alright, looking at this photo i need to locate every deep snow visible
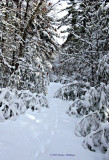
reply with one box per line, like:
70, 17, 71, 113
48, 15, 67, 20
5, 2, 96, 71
0, 83, 104, 160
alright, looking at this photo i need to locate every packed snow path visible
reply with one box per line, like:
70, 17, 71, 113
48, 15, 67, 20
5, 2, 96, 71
0, 83, 103, 160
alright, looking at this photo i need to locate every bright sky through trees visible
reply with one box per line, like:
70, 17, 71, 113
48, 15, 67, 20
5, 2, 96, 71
50, 0, 69, 44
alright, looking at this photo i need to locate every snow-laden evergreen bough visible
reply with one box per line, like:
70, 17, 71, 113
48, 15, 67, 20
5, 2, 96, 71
68, 54, 109, 155
83, 123, 109, 153
54, 81, 90, 100
0, 87, 48, 121
54, 81, 109, 155
68, 87, 100, 116
71, 83, 109, 155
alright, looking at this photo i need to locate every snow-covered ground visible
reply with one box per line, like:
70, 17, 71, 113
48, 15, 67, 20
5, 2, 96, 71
0, 83, 104, 160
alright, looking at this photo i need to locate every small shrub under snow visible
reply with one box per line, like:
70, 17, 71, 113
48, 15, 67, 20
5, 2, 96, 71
69, 87, 100, 116
83, 123, 109, 153
75, 112, 101, 137
0, 88, 48, 121
54, 81, 90, 101
67, 83, 109, 155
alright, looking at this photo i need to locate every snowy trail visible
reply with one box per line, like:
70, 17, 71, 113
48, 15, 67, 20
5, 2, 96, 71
0, 83, 103, 160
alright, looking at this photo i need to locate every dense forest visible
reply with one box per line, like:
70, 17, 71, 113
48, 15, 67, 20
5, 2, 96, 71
0, 0, 109, 160
54, 0, 109, 156
0, 0, 58, 119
